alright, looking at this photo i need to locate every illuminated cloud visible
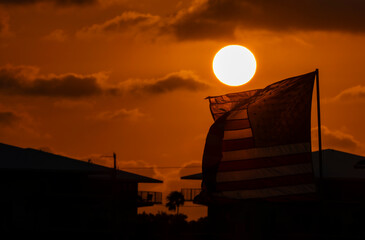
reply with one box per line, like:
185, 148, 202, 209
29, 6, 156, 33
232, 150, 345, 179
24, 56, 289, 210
312, 126, 362, 152
120, 70, 209, 95
44, 29, 68, 42
95, 108, 145, 121
331, 85, 365, 102
82, 156, 161, 180
178, 161, 201, 177
77, 11, 161, 38
118, 160, 160, 180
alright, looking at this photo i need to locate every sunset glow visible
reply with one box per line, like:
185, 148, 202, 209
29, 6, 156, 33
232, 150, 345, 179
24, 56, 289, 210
0, 0, 365, 222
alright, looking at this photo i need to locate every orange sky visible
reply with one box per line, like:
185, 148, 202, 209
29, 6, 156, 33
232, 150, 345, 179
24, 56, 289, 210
1, 0, 365, 220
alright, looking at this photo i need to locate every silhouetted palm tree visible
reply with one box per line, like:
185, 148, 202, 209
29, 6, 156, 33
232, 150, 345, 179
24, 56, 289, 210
166, 191, 185, 215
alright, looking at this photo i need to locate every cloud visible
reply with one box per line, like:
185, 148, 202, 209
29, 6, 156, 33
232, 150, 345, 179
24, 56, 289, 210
0, 65, 110, 98
330, 85, 365, 102
38, 146, 54, 153
95, 108, 145, 121
178, 161, 201, 177
120, 70, 209, 95
0, 0, 97, 6
168, 0, 365, 40
312, 126, 362, 152
0, 107, 51, 138
118, 160, 161, 180
44, 29, 68, 42
0, 111, 20, 127
76, 11, 162, 39
0, 10, 11, 38
0, 65, 208, 98
77, 0, 365, 41
53, 99, 94, 109
82, 155, 161, 180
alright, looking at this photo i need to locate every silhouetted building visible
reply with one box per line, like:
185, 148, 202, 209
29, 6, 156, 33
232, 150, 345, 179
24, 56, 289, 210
0, 142, 162, 239
181, 149, 365, 239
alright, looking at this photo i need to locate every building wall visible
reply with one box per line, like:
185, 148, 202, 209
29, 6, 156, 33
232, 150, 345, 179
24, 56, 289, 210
208, 199, 365, 240
0, 170, 138, 237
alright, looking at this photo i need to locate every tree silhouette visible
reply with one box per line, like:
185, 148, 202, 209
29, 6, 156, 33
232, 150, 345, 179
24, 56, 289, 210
166, 191, 185, 215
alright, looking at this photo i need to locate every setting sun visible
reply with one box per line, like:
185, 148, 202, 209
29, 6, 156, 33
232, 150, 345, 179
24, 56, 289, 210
213, 45, 256, 86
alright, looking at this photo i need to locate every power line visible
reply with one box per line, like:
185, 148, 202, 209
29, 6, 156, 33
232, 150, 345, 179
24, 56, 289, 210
180, 206, 206, 208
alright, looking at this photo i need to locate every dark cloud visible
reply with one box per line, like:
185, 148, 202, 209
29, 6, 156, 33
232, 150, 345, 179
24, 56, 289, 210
54, 0, 96, 6
0, 16, 5, 33
0, 0, 96, 6
38, 146, 54, 153
0, 66, 208, 98
24, 75, 102, 97
0, 111, 19, 126
0, 65, 104, 98
169, 0, 365, 40
79, 0, 365, 41
122, 71, 209, 95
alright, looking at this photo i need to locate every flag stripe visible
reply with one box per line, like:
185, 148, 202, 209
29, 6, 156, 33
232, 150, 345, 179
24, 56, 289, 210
218, 152, 311, 172
226, 109, 248, 120
199, 72, 317, 202
222, 138, 255, 152
214, 184, 316, 200
216, 163, 313, 182
216, 173, 314, 191
222, 143, 310, 162
223, 128, 253, 140
224, 119, 251, 131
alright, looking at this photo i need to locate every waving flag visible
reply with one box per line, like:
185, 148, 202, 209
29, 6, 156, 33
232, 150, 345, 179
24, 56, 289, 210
199, 71, 317, 202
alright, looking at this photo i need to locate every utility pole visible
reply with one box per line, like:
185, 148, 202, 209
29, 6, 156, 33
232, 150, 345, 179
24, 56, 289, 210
113, 152, 117, 172
101, 153, 118, 239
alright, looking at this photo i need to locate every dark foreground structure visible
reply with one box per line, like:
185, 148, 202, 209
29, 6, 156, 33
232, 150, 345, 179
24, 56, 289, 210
182, 149, 365, 240
0, 142, 162, 239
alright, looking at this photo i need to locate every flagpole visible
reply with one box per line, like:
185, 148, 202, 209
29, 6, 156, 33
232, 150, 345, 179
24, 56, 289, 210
315, 69, 323, 180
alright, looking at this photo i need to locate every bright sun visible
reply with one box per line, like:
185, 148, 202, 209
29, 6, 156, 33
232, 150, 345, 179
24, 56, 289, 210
213, 45, 256, 86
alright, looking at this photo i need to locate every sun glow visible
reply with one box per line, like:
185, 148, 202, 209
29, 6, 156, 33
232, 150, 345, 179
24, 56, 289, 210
213, 45, 256, 86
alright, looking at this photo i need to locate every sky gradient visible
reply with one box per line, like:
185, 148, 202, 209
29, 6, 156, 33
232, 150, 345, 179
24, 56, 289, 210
1, 0, 365, 219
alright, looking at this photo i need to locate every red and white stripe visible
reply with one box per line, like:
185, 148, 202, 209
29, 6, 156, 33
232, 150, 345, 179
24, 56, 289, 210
214, 108, 315, 200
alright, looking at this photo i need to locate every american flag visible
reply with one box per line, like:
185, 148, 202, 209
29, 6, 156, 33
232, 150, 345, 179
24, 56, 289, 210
200, 71, 317, 201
